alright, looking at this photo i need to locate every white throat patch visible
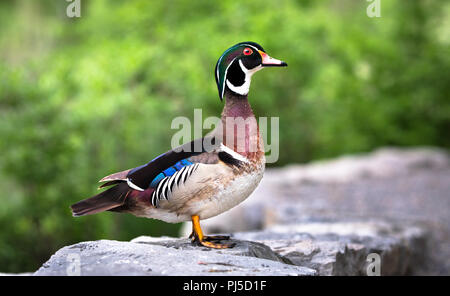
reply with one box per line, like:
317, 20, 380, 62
226, 60, 262, 96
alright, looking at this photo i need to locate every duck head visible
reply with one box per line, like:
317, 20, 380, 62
215, 41, 287, 100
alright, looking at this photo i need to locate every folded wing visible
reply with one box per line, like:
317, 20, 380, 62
70, 136, 219, 216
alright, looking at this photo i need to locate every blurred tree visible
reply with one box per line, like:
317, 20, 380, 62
0, 0, 448, 272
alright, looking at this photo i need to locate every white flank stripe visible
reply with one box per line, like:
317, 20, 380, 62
151, 191, 157, 207
181, 167, 190, 183
154, 177, 165, 201
220, 143, 249, 163
161, 179, 170, 200
174, 168, 184, 186
127, 178, 145, 191
167, 174, 177, 191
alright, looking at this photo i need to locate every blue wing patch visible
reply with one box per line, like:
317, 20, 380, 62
149, 159, 193, 188
150, 161, 200, 207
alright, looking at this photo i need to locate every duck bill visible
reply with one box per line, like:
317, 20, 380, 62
259, 50, 288, 67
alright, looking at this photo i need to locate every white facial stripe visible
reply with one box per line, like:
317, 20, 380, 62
240, 59, 263, 75
220, 143, 249, 163
226, 79, 247, 96
226, 60, 262, 96
239, 59, 249, 72
242, 44, 260, 53
216, 46, 236, 84
216, 54, 225, 85
221, 56, 238, 99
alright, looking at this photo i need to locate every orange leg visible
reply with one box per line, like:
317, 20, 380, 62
190, 215, 234, 249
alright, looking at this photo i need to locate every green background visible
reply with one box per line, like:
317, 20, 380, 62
0, 0, 448, 272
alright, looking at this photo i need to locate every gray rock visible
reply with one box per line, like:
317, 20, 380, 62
184, 147, 449, 236
131, 235, 290, 264
183, 147, 449, 275
232, 221, 428, 275
34, 238, 315, 276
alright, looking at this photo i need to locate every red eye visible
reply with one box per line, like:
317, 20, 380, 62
243, 48, 253, 56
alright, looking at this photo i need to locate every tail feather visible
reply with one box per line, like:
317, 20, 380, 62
71, 183, 130, 217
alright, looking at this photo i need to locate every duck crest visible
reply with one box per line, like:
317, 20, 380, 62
221, 91, 264, 163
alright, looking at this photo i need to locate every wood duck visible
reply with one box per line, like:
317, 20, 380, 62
71, 42, 287, 249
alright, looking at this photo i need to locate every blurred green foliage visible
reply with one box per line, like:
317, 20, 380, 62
0, 0, 448, 272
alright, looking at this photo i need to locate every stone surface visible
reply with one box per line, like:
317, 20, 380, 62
232, 221, 428, 275
130, 235, 290, 264
186, 147, 449, 275
33, 221, 426, 276
34, 238, 315, 276
186, 147, 449, 234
